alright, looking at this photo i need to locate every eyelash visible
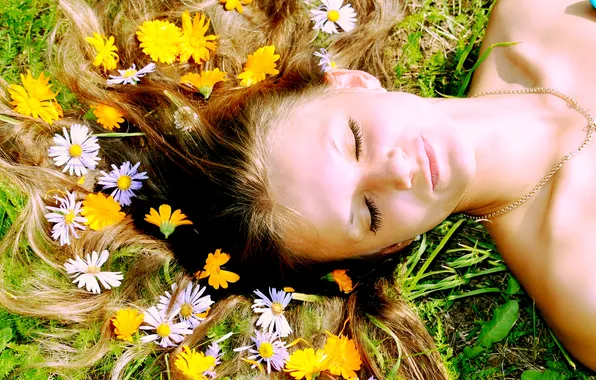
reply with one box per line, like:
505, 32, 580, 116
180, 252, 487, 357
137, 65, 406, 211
364, 194, 383, 234
349, 117, 364, 160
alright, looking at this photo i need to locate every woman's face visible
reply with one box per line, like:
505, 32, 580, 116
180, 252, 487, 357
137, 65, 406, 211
268, 86, 476, 260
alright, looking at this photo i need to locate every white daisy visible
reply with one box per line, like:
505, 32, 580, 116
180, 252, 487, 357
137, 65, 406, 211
107, 63, 156, 85
45, 191, 87, 246
314, 48, 338, 72
234, 331, 289, 374
310, 0, 357, 34
252, 288, 293, 337
64, 250, 123, 294
97, 161, 148, 206
173, 106, 199, 132
157, 282, 214, 328
204, 341, 223, 379
139, 306, 193, 348
48, 124, 100, 176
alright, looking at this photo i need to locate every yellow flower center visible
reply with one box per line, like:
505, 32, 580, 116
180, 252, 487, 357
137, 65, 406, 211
180, 303, 193, 318
123, 69, 138, 78
327, 10, 340, 22
271, 302, 284, 315
64, 211, 76, 224
330, 61, 337, 69
27, 97, 41, 111
87, 265, 100, 274
69, 144, 83, 157
259, 342, 274, 359
116, 175, 132, 190
156, 323, 171, 337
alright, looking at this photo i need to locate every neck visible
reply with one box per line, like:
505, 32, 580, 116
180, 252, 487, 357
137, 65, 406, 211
432, 92, 587, 217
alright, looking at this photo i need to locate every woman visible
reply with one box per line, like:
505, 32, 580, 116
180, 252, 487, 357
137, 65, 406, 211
0, 0, 593, 378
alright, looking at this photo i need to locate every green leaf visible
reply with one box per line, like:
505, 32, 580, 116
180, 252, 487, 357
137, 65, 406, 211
0, 329, 12, 353
505, 276, 522, 295
476, 300, 519, 348
521, 369, 567, 380
463, 345, 484, 359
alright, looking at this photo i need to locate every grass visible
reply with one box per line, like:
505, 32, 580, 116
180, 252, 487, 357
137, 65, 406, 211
0, 0, 595, 379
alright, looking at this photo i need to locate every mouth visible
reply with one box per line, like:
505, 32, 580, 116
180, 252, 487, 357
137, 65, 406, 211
420, 136, 439, 190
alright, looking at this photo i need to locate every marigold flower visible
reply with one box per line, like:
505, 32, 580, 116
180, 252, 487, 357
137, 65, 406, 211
85, 33, 119, 70
174, 346, 216, 379
92, 104, 125, 130
331, 269, 353, 293
8, 71, 63, 124
180, 69, 227, 99
111, 308, 144, 342
238, 45, 280, 87
136, 19, 182, 64
144, 204, 193, 239
323, 333, 362, 379
220, 0, 252, 14
81, 193, 126, 230
195, 249, 240, 290
284, 348, 328, 380
179, 11, 218, 64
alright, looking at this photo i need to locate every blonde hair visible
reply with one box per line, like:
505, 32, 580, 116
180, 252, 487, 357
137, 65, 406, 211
0, 0, 450, 378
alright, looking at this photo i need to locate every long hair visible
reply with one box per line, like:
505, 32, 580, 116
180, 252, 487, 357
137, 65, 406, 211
0, 0, 449, 378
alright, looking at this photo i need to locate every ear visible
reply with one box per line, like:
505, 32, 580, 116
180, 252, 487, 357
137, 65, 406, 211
324, 69, 385, 91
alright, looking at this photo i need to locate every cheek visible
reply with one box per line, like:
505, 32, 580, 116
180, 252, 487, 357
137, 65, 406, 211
382, 196, 451, 240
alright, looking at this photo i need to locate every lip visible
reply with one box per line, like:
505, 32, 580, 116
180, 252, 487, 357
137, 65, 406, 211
420, 135, 439, 190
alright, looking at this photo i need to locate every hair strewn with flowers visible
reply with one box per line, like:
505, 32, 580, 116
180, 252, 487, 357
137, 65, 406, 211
0, 0, 449, 378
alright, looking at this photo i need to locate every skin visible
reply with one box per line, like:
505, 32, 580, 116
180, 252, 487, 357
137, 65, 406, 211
268, 0, 596, 370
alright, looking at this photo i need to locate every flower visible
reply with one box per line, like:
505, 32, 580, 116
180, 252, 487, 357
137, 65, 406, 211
9, 71, 63, 124
180, 69, 226, 99
136, 19, 182, 64
174, 346, 216, 380
179, 11, 218, 64
144, 204, 193, 239
140, 306, 193, 348
107, 63, 156, 85
64, 250, 124, 294
220, 0, 252, 14
284, 348, 328, 380
92, 104, 125, 130
314, 48, 337, 72
157, 282, 214, 328
98, 161, 148, 206
85, 33, 119, 70
81, 193, 126, 230
323, 333, 362, 379
238, 45, 280, 87
48, 124, 101, 176
331, 269, 353, 293
310, 0, 357, 34
252, 288, 292, 337
203, 342, 222, 378
174, 106, 199, 131
234, 331, 289, 374
195, 249, 240, 290
44, 191, 86, 246
111, 308, 144, 342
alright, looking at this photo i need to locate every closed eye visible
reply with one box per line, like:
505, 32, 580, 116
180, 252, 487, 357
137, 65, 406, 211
364, 194, 382, 234
349, 117, 363, 160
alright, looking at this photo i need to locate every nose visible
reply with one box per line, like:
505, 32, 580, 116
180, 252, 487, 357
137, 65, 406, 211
363, 147, 412, 190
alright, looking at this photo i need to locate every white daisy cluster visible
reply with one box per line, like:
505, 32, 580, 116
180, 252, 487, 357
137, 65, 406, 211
234, 288, 293, 374
64, 250, 123, 294
310, 0, 357, 34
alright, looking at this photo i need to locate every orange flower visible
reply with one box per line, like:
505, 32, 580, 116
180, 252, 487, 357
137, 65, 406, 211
111, 308, 144, 342
93, 104, 125, 130
144, 204, 192, 239
195, 249, 240, 289
81, 193, 125, 230
322, 333, 362, 379
331, 269, 353, 293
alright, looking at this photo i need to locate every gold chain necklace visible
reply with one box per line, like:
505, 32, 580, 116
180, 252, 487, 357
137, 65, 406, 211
463, 87, 596, 220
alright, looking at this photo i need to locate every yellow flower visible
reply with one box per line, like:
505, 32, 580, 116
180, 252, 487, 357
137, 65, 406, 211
144, 204, 193, 239
136, 19, 183, 64
85, 33, 119, 70
284, 348, 328, 380
220, 0, 252, 14
8, 71, 63, 124
81, 193, 126, 230
180, 69, 227, 99
174, 346, 216, 380
331, 269, 353, 293
111, 308, 144, 342
195, 249, 240, 290
179, 11, 218, 64
323, 333, 362, 379
238, 45, 280, 87
92, 104, 125, 130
